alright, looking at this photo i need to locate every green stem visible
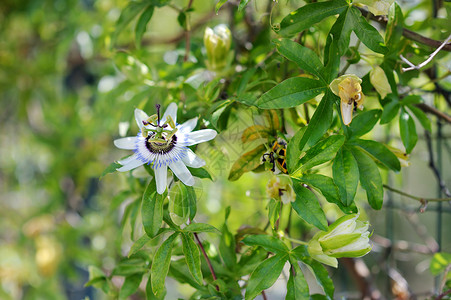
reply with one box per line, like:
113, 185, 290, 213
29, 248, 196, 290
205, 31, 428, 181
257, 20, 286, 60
383, 184, 451, 202
284, 236, 308, 245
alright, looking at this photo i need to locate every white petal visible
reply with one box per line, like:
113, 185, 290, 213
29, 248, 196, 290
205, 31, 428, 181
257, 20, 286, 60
135, 108, 149, 130
179, 117, 198, 133
118, 154, 138, 165
114, 137, 137, 150
341, 102, 354, 126
162, 102, 177, 124
186, 129, 217, 146
116, 158, 144, 172
169, 160, 195, 186
155, 166, 168, 194
181, 149, 206, 168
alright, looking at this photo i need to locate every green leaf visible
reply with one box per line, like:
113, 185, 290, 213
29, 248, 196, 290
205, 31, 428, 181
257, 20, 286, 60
256, 77, 326, 109
399, 108, 418, 154
114, 1, 148, 43
407, 104, 432, 132
184, 223, 220, 234
146, 275, 165, 300
291, 247, 334, 300
142, 180, 165, 238
348, 109, 382, 138
85, 266, 110, 293
278, 0, 348, 37
238, 0, 250, 11
245, 253, 289, 300
168, 182, 190, 226
291, 180, 328, 231
430, 252, 451, 276
181, 232, 203, 285
332, 147, 359, 206
128, 234, 151, 257
119, 273, 143, 299
228, 144, 266, 181
350, 7, 388, 54
305, 260, 334, 300
287, 127, 306, 174
286, 261, 309, 300
268, 199, 281, 229
187, 167, 212, 180
298, 173, 357, 213
219, 208, 237, 270
292, 135, 345, 176
101, 161, 122, 178
242, 235, 290, 254
297, 90, 334, 152
350, 139, 401, 171
151, 232, 179, 297
215, 0, 228, 14
112, 257, 148, 276
401, 95, 422, 105
274, 38, 326, 82
350, 146, 384, 210
385, 3, 404, 49
329, 7, 353, 57
380, 99, 400, 124
135, 5, 154, 48
168, 259, 204, 290
241, 125, 271, 143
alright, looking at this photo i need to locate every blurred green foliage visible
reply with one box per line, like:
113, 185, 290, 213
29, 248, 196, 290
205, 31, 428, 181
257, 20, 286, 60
1, 0, 450, 299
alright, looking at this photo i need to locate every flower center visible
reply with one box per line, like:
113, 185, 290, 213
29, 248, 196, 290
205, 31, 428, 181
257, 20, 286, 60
145, 134, 177, 154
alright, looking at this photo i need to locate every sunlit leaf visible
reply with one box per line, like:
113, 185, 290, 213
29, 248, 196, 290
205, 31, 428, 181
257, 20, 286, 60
228, 144, 266, 181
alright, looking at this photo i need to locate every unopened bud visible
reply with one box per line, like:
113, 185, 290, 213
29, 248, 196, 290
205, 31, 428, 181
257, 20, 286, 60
204, 24, 232, 71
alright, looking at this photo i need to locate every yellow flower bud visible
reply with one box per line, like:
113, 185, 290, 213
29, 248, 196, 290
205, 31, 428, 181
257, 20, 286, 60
370, 66, 392, 99
353, 0, 394, 16
204, 24, 231, 71
330, 74, 365, 126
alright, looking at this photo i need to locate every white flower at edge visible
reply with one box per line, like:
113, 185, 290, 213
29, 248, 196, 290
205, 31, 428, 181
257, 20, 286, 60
114, 103, 217, 194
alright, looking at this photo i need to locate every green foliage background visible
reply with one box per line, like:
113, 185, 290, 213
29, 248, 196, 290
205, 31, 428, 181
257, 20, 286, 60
0, 0, 450, 299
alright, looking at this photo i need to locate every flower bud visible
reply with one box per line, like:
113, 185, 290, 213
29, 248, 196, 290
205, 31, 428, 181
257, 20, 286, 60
353, 0, 394, 16
370, 66, 392, 99
204, 24, 231, 71
308, 214, 372, 267
330, 74, 365, 126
